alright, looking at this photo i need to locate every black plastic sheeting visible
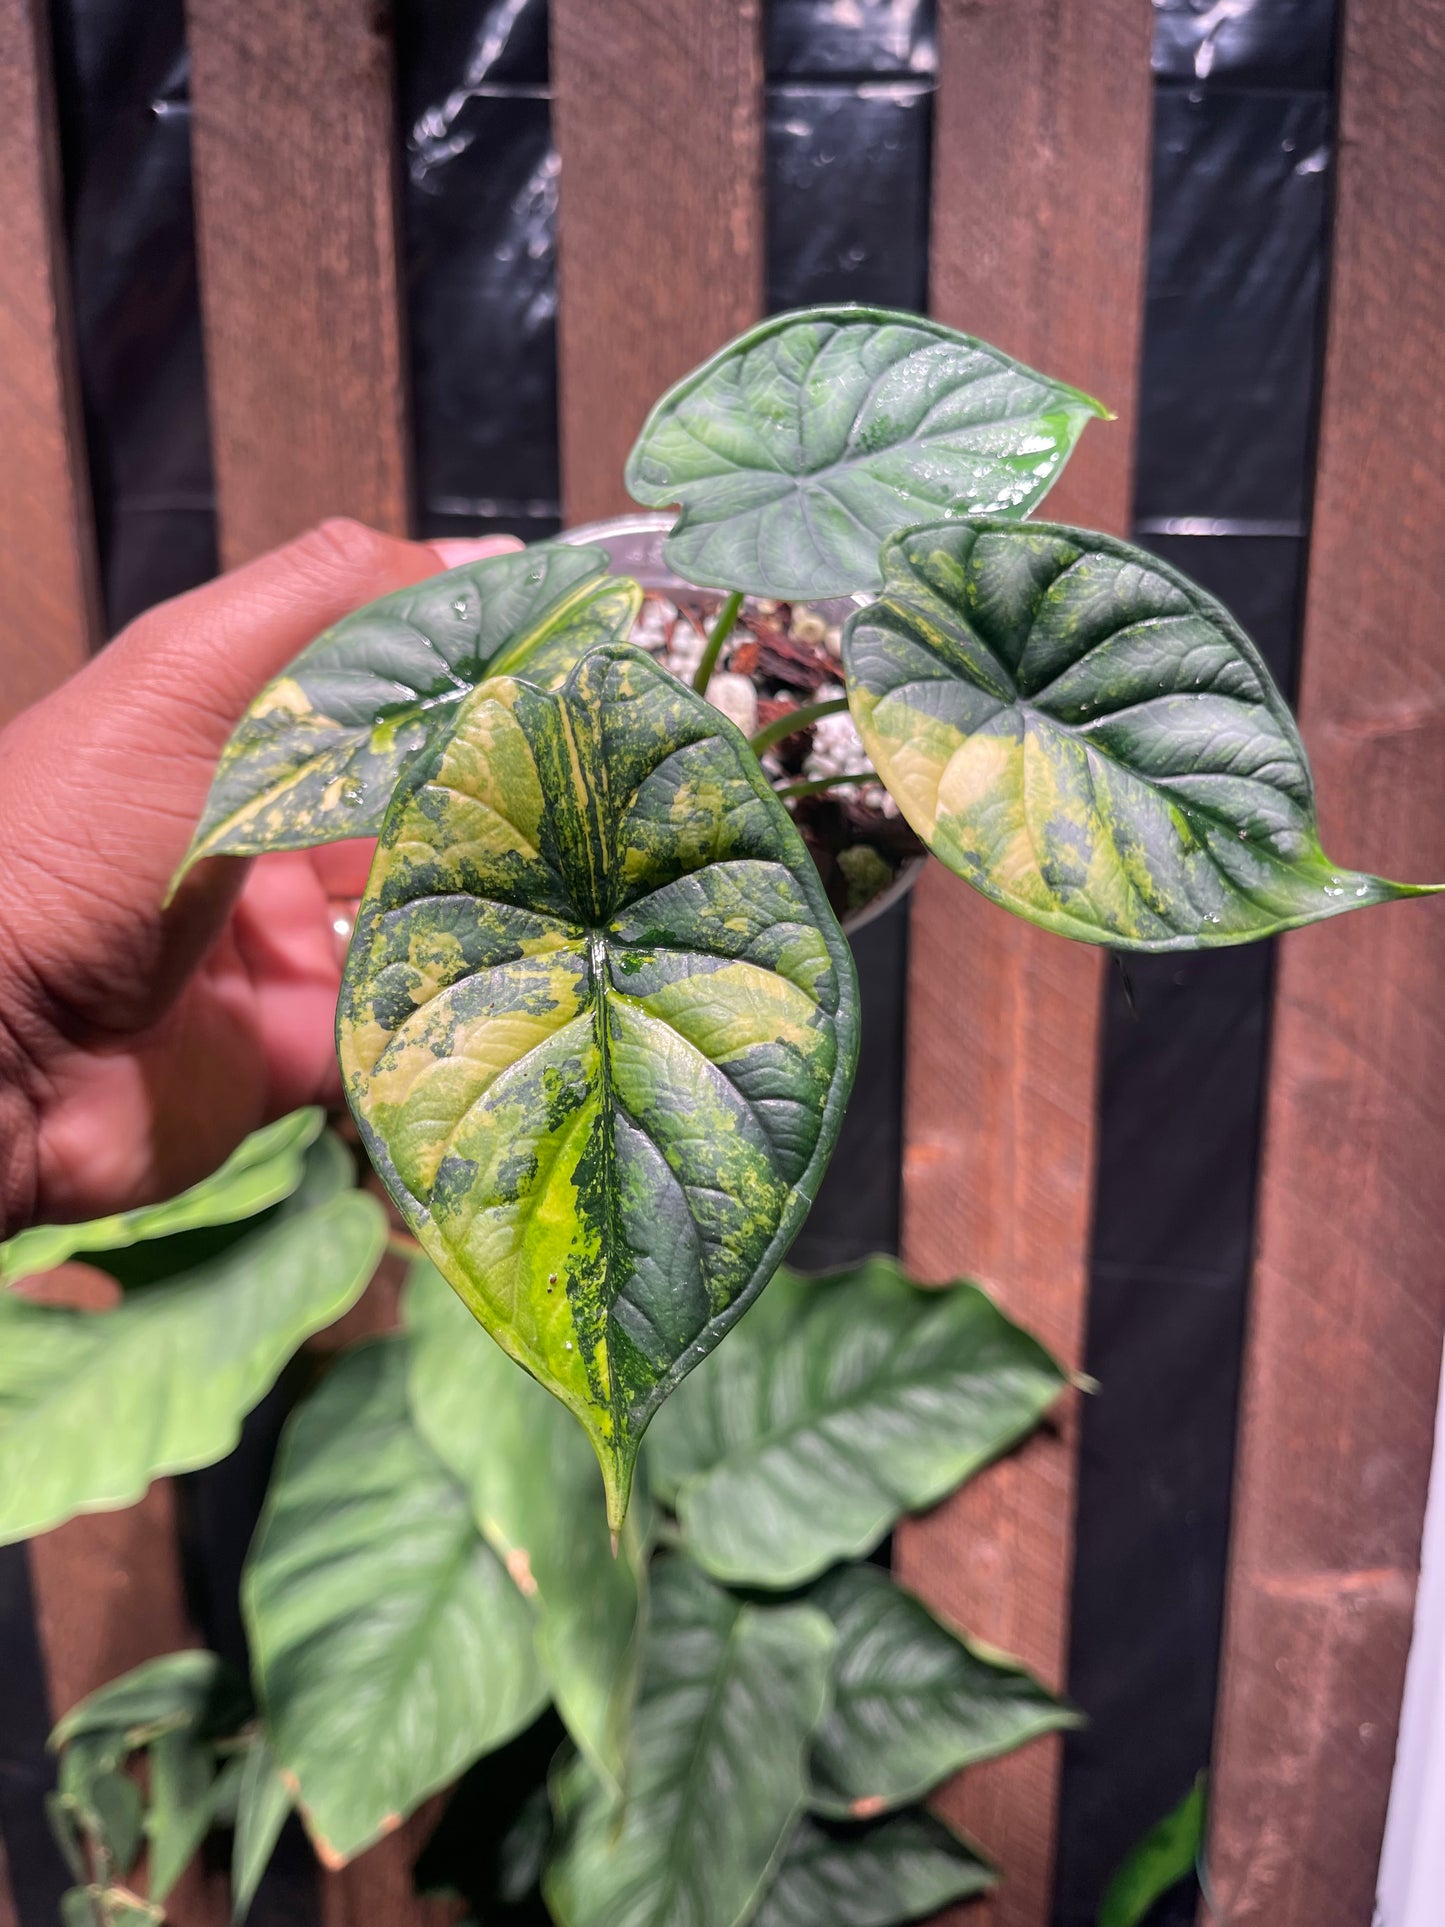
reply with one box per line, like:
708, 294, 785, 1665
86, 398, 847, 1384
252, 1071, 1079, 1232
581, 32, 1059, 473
1054, 5, 1340, 1923
398, 0, 558, 541
46, 0, 215, 635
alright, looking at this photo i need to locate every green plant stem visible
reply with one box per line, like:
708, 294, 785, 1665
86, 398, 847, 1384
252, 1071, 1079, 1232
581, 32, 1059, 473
691, 590, 744, 694
387, 1230, 424, 1260
749, 695, 849, 756
774, 769, 876, 803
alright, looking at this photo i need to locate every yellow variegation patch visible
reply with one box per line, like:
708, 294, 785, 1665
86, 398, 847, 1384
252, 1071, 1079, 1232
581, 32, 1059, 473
173, 543, 641, 890
338, 645, 858, 1525
845, 520, 1440, 949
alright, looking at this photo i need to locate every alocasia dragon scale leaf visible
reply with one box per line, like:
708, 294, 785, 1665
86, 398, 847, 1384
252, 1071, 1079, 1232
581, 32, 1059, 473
625, 305, 1106, 600
338, 645, 859, 1526
173, 542, 640, 883
845, 519, 1441, 948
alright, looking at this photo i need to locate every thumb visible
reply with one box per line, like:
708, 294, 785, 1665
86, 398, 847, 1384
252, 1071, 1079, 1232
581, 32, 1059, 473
0, 522, 516, 1024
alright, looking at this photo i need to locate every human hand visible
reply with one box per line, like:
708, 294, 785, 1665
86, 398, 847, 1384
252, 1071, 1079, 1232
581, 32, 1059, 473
0, 520, 520, 1236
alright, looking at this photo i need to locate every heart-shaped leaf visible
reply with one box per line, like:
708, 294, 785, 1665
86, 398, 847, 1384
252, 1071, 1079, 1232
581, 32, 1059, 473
543, 1556, 835, 1927
646, 1257, 1066, 1587
806, 1565, 1076, 1817
753, 1811, 994, 1927
845, 521, 1441, 948
0, 1109, 324, 1285
405, 1257, 647, 1790
243, 1338, 548, 1865
175, 543, 641, 881
624, 306, 1106, 600
338, 645, 859, 1527
0, 1189, 383, 1543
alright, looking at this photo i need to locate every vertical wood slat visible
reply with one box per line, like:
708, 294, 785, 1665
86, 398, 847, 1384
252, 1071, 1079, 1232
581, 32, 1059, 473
551, 0, 764, 524
185, 0, 411, 567
1207, 8, 1445, 1920
894, 7, 1152, 1924
0, 0, 101, 720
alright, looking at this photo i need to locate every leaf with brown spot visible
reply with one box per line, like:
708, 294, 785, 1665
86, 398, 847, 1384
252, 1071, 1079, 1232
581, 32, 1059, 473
243, 1338, 547, 1864
405, 1258, 647, 1793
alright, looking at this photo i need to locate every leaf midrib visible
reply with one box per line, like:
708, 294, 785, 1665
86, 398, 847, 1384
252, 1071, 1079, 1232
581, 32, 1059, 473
650, 1602, 751, 1923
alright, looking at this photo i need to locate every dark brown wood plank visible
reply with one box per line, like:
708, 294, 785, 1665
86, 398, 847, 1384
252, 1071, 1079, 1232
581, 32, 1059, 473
893, 6, 1153, 1923
551, 0, 764, 524
0, 0, 101, 721
184, 0, 410, 567
1206, 8, 1445, 1919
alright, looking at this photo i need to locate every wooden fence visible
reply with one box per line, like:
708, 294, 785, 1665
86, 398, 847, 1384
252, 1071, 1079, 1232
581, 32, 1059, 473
2, 1, 1443, 1922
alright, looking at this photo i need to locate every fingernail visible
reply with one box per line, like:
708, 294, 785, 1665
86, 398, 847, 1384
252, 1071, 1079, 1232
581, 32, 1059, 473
430, 536, 525, 567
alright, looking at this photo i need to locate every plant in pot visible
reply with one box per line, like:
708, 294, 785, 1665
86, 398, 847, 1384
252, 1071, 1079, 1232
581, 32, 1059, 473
3, 306, 1434, 1926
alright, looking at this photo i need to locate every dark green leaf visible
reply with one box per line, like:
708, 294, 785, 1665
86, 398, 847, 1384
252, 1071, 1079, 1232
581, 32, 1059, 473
405, 1259, 645, 1789
231, 1737, 293, 1926
625, 306, 1106, 600
58, 1739, 144, 1878
145, 1727, 216, 1901
0, 1110, 323, 1285
807, 1565, 1076, 1817
175, 546, 640, 881
753, 1811, 994, 1927
0, 1192, 383, 1543
543, 1556, 835, 1927
339, 645, 859, 1528
647, 1257, 1065, 1586
52, 1651, 248, 1752
243, 1338, 547, 1865
1097, 1776, 1206, 1927
845, 521, 1440, 948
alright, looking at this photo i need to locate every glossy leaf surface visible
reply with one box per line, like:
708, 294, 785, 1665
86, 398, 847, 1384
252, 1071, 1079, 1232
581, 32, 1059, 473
176, 544, 641, 877
807, 1565, 1075, 1817
543, 1556, 834, 1927
0, 1109, 323, 1284
625, 306, 1105, 599
647, 1257, 1065, 1586
405, 1258, 645, 1789
339, 645, 858, 1526
845, 521, 1440, 948
1097, 1775, 1206, 1927
0, 1192, 382, 1543
753, 1812, 993, 1927
243, 1339, 547, 1864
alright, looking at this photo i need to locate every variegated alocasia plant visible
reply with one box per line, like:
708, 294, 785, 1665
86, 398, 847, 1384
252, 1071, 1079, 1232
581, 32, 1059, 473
177, 303, 1439, 1526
